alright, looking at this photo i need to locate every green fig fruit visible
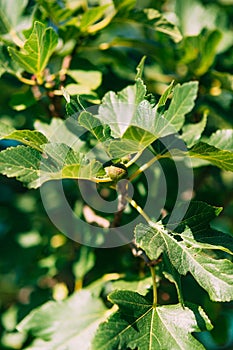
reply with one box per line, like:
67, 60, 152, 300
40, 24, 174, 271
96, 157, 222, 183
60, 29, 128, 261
104, 163, 128, 181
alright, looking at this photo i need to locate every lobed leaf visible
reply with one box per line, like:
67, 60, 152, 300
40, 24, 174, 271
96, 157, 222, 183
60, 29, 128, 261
93, 80, 198, 157
0, 145, 42, 186
36, 0, 73, 26
135, 223, 233, 301
98, 78, 147, 138
8, 21, 58, 77
165, 201, 222, 233
165, 201, 233, 255
162, 252, 184, 306
92, 290, 212, 350
108, 133, 154, 158
180, 228, 233, 256
124, 7, 182, 43
0, 144, 104, 188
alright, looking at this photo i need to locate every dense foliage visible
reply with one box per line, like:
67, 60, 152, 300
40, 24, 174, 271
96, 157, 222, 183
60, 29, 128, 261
0, 0, 233, 349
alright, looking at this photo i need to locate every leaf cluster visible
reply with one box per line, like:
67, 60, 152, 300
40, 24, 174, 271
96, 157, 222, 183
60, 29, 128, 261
0, 1, 233, 350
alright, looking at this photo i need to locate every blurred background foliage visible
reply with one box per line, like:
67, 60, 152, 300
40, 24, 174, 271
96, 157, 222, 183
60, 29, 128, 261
0, 0, 233, 349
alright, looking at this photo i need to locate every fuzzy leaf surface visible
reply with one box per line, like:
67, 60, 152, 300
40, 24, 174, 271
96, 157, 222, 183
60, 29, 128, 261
135, 223, 233, 301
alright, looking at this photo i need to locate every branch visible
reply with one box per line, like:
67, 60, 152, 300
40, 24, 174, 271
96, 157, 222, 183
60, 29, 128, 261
110, 180, 128, 228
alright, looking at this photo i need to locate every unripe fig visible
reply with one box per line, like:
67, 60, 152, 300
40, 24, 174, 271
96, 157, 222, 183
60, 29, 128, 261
104, 163, 128, 181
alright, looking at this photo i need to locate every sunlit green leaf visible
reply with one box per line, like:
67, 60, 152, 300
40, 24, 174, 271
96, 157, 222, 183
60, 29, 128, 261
36, 0, 73, 26
180, 227, 233, 256
162, 252, 184, 306
175, 0, 218, 36
17, 290, 109, 350
108, 132, 154, 158
164, 201, 233, 255
67, 69, 102, 90
98, 79, 147, 138
79, 111, 111, 144
194, 30, 222, 76
0, 146, 42, 186
181, 113, 207, 147
207, 129, 233, 151
135, 55, 146, 79
8, 21, 58, 78
92, 290, 212, 350
111, 277, 152, 296
157, 80, 174, 108
144, 8, 182, 43
163, 81, 199, 132
189, 142, 233, 172
123, 7, 182, 43
0, 121, 47, 151
0, 144, 104, 188
135, 223, 233, 301
83, 80, 199, 157
34, 118, 85, 152
80, 5, 110, 32
180, 29, 222, 77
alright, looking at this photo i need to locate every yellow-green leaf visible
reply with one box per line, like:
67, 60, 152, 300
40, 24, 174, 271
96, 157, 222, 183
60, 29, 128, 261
8, 21, 58, 78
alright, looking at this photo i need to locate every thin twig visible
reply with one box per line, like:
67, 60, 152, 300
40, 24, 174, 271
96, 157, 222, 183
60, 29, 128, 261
129, 153, 169, 182
59, 55, 72, 82
125, 195, 152, 224
126, 151, 143, 168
